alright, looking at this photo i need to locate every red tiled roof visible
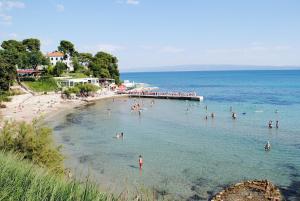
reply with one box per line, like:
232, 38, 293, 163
46, 51, 64, 57
17, 69, 41, 73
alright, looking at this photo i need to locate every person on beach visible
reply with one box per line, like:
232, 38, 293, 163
265, 141, 271, 151
276, 120, 279, 129
268, 120, 273, 128
139, 155, 143, 169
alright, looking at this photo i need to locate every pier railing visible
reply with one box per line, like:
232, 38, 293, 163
121, 91, 198, 97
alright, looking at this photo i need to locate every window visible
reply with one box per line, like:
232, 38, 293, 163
51, 58, 53, 60
56, 58, 58, 60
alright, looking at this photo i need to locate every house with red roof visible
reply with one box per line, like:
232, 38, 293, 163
46, 51, 74, 71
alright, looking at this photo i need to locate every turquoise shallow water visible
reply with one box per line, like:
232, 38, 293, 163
48, 70, 300, 200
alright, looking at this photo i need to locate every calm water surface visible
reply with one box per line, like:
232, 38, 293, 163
48, 70, 300, 200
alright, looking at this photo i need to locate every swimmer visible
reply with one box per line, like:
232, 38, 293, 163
205, 105, 208, 111
276, 120, 279, 129
232, 112, 237, 119
139, 155, 143, 169
205, 115, 208, 120
265, 141, 271, 151
138, 110, 141, 116
268, 120, 273, 129
211, 113, 214, 118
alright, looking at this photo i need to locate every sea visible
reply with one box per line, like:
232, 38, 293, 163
48, 70, 300, 200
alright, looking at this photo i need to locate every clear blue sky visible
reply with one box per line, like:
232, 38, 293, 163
0, 0, 300, 71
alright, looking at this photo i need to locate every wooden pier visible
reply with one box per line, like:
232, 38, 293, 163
120, 91, 204, 101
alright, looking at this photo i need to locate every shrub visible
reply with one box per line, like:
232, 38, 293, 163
0, 119, 64, 174
77, 83, 99, 96
63, 87, 80, 98
0, 152, 112, 201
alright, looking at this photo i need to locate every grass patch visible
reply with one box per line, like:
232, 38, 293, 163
0, 151, 112, 201
23, 78, 58, 92
62, 72, 89, 78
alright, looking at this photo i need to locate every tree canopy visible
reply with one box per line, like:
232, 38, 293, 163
58, 40, 76, 57
0, 38, 48, 70
88, 51, 120, 84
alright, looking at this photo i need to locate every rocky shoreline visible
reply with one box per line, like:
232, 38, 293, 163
211, 180, 283, 201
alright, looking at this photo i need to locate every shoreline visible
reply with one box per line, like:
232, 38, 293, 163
0, 90, 128, 125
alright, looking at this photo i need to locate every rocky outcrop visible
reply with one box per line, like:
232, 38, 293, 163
211, 180, 283, 201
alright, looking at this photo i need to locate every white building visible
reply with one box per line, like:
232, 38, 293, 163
46, 51, 74, 72
57, 77, 99, 88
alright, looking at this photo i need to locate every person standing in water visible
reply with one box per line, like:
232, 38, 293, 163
276, 120, 279, 128
268, 120, 273, 128
139, 155, 143, 169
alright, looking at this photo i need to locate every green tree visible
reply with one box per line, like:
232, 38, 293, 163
78, 53, 93, 65
88, 51, 120, 84
1, 39, 48, 70
53, 62, 67, 77
22, 38, 41, 51
58, 40, 75, 57
0, 51, 17, 91
1, 40, 26, 52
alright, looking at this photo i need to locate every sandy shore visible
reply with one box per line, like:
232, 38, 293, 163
0, 90, 127, 124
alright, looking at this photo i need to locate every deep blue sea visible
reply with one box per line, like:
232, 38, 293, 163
49, 70, 300, 200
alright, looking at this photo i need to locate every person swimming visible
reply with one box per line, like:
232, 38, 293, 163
265, 141, 271, 151
139, 155, 143, 169
276, 120, 279, 129
211, 113, 215, 118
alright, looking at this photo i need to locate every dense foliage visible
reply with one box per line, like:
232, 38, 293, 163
0, 152, 112, 201
0, 120, 64, 174
63, 83, 99, 98
0, 51, 16, 91
0, 38, 49, 70
89, 52, 120, 84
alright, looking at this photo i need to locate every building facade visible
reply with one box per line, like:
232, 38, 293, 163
46, 51, 74, 71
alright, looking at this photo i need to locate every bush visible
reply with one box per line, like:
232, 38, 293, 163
77, 83, 99, 96
0, 152, 112, 201
0, 119, 64, 174
63, 87, 80, 98
0, 91, 12, 103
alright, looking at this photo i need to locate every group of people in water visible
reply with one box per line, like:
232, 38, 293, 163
268, 120, 279, 129
203, 105, 279, 152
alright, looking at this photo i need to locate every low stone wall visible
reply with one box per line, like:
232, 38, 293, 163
211, 180, 283, 201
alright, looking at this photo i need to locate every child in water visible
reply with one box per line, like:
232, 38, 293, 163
139, 155, 143, 169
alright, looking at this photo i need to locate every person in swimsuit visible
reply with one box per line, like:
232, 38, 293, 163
139, 155, 143, 169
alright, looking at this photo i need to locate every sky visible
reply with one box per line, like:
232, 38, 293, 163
0, 0, 300, 71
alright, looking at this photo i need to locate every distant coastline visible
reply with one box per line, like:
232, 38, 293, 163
121, 64, 300, 73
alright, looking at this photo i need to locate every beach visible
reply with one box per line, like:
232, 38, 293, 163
0, 90, 124, 124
